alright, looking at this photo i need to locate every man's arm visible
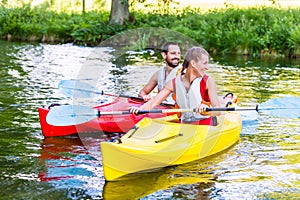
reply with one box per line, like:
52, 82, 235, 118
138, 70, 159, 100
131, 80, 173, 113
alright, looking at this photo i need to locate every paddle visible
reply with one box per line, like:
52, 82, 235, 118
58, 79, 145, 101
258, 96, 300, 118
58, 79, 175, 106
46, 104, 260, 126
46, 96, 300, 126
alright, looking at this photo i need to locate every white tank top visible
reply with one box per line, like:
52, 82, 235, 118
157, 66, 180, 104
175, 76, 209, 122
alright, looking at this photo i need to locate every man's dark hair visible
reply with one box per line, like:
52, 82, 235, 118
161, 42, 179, 54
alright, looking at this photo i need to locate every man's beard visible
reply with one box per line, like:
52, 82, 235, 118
166, 59, 179, 68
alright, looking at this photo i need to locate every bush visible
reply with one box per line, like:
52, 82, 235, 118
0, 5, 299, 57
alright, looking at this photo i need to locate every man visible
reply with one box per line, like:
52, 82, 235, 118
138, 42, 181, 104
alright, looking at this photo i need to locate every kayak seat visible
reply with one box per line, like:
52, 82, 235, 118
223, 92, 238, 107
181, 116, 217, 126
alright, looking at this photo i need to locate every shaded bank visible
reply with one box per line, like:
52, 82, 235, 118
0, 5, 299, 57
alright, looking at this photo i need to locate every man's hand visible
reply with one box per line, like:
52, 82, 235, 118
142, 94, 152, 101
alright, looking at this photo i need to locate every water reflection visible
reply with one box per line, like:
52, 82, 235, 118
211, 54, 300, 104
39, 136, 106, 199
103, 169, 214, 200
39, 134, 237, 199
212, 54, 300, 67
102, 155, 226, 199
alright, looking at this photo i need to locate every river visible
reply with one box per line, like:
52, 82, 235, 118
0, 39, 299, 199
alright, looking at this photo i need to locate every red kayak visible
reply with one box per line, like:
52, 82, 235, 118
38, 98, 173, 137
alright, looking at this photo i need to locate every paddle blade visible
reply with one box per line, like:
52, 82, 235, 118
58, 80, 96, 98
46, 105, 97, 126
260, 96, 300, 118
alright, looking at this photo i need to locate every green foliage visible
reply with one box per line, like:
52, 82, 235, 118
172, 7, 300, 57
71, 20, 124, 45
0, 5, 299, 57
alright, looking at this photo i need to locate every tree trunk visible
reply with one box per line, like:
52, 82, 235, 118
82, 0, 85, 13
109, 0, 132, 25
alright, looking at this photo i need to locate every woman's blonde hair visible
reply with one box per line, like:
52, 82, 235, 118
181, 46, 209, 74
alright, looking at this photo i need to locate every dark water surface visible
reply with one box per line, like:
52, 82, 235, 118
0, 40, 299, 199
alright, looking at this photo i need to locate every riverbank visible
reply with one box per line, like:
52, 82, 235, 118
0, 5, 299, 57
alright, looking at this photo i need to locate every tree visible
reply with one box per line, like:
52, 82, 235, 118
109, 0, 132, 25
109, 0, 177, 25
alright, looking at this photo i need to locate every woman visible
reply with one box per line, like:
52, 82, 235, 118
130, 46, 221, 124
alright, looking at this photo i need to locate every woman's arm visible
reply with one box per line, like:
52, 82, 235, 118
207, 76, 221, 108
198, 76, 221, 115
130, 80, 173, 114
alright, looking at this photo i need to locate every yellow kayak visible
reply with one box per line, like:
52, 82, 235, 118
101, 109, 242, 181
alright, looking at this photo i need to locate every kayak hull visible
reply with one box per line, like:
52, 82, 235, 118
101, 110, 242, 181
38, 98, 173, 137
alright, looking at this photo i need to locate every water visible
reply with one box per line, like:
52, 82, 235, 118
0, 40, 299, 199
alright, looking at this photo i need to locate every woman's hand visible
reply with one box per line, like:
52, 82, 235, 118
196, 103, 209, 114
129, 106, 140, 115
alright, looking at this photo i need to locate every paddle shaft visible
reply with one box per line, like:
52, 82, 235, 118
96, 106, 259, 116
60, 85, 174, 106
97, 108, 195, 116
101, 91, 144, 101
50, 105, 297, 118
101, 92, 175, 106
